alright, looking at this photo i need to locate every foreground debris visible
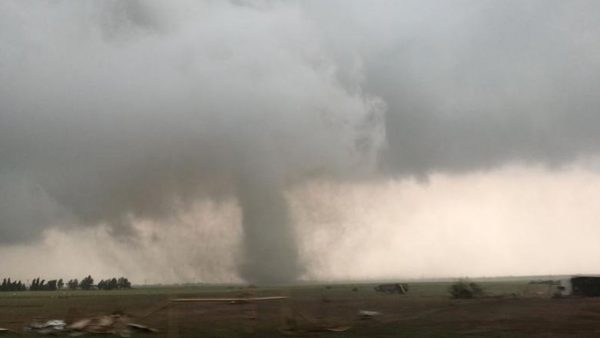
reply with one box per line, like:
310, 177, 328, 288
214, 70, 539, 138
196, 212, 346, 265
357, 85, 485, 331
25, 314, 157, 337
70, 314, 158, 337
281, 323, 352, 335
25, 319, 66, 335
358, 310, 381, 320
172, 296, 287, 304
0, 328, 17, 335
279, 311, 352, 335
323, 325, 352, 332
126, 323, 159, 334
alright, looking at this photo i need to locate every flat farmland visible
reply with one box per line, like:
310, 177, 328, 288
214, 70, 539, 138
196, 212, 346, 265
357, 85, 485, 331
1, 280, 600, 337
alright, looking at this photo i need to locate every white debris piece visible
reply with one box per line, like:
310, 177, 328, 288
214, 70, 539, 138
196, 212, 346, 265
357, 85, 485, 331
358, 310, 381, 319
127, 323, 159, 333
25, 319, 67, 335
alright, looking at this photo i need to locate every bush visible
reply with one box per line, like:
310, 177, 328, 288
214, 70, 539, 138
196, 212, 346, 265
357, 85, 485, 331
449, 279, 483, 299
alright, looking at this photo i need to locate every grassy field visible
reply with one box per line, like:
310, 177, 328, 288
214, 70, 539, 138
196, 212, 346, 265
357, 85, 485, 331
1, 279, 600, 337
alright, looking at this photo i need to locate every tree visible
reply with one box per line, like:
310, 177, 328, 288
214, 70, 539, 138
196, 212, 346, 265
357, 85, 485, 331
46, 280, 57, 291
117, 277, 131, 289
108, 278, 118, 290
0, 278, 25, 292
80, 275, 94, 290
30, 278, 40, 291
67, 279, 79, 290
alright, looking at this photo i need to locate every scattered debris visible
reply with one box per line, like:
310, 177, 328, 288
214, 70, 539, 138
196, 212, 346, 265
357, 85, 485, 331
24, 315, 157, 337
69, 315, 126, 335
280, 311, 352, 335
284, 324, 352, 334
172, 296, 287, 304
324, 325, 351, 332
69, 314, 157, 337
25, 319, 67, 335
127, 323, 159, 334
358, 310, 381, 320
374, 283, 408, 294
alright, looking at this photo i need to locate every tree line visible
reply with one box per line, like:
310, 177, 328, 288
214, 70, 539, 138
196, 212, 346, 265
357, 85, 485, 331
0, 275, 132, 291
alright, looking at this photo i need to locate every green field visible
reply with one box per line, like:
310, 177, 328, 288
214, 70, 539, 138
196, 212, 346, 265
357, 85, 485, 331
0, 279, 598, 337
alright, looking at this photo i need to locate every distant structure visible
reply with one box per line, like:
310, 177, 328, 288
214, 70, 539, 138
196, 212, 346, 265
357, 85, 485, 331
568, 276, 600, 296
374, 283, 408, 295
557, 276, 600, 297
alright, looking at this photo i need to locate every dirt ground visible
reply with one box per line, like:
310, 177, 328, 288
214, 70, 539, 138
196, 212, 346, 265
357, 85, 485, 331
1, 281, 600, 337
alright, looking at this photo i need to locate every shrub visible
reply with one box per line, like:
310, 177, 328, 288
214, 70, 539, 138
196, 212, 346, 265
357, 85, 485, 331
449, 279, 483, 299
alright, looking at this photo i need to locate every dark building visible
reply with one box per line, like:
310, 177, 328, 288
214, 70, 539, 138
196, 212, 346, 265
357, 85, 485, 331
571, 276, 600, 297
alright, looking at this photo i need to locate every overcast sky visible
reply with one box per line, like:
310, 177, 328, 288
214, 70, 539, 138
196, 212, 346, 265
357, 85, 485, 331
1, 0, 600, 283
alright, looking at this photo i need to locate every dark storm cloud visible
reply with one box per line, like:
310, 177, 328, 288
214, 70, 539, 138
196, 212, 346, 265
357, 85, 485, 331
0, 0, 382, 283
347, 0, 600, 175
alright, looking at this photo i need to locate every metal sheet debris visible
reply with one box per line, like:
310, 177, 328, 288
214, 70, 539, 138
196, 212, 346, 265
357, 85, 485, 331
24, 315, 157, 337
25, 319, 67, 335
